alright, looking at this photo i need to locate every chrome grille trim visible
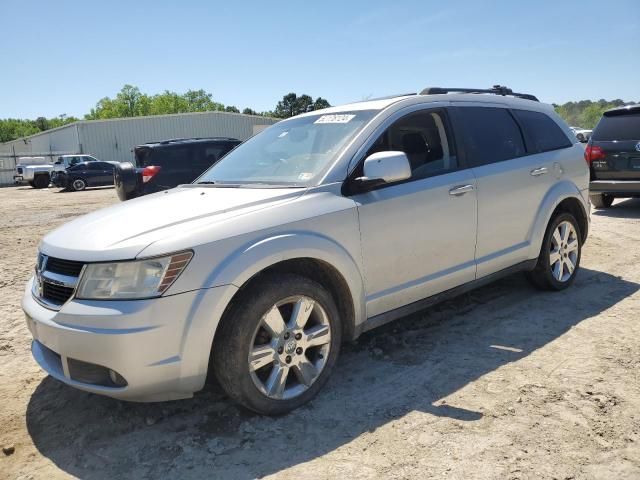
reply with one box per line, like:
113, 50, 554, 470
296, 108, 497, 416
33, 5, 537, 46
33, 253, 85, 311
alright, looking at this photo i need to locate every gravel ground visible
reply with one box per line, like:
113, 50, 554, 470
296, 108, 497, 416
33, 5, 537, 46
1, 185, 639, 480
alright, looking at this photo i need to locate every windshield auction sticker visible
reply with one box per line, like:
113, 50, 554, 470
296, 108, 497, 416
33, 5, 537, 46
314, 114, 356, 124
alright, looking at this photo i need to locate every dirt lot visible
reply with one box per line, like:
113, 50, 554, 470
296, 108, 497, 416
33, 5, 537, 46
1, 185, 639, 480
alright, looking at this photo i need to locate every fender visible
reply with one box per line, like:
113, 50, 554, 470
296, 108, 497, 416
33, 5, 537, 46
526, 180, 589, 260
205, 230, 367, 328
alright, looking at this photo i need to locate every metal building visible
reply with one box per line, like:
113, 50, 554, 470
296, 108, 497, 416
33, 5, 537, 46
0, 111, 279, 185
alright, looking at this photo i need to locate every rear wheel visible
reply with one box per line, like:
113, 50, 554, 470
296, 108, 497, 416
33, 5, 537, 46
527, 213, 582, 291
590, 193, 614, 209
33, 174, 50, 189
213, 274, 341, 415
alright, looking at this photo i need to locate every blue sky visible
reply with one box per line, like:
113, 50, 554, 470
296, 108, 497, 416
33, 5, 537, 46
2, 0, 639, 119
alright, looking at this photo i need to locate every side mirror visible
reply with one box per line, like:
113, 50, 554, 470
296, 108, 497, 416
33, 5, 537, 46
351, 151, 411, 193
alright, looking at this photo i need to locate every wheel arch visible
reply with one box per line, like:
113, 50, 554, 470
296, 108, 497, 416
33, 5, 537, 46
527, 181, 589, 259
210, 232, 366, 342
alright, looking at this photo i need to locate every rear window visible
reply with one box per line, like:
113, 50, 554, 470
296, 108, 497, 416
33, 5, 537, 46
512, 109, 572, 153
453, 107, 525, 166
592, 114, 640, 141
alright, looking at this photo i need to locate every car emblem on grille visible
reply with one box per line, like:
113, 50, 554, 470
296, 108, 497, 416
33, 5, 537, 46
635, 142, 640, 152
35, 254, 48, 297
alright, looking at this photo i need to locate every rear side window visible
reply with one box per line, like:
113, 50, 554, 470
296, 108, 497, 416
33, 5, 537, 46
143, 147, 192, 169
512, 109, 572, 153
193, 144, 232, 170
452, 107, 525, 167
592, 114, 640, 141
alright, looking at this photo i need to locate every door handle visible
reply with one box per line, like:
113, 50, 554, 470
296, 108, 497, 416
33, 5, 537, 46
448, 184, 475, 196
530, 167, 548, 176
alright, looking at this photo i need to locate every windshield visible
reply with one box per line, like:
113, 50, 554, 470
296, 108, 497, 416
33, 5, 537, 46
197, 110, 377, 186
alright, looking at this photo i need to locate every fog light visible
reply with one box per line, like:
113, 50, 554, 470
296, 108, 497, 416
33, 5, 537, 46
109, 369, 127, 387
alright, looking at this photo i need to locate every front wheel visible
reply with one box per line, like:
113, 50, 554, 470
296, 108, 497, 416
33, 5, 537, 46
590, 193, 614, 209
527, 213, 582, 291
71, 178, 87, 191
213, 274, 341, 415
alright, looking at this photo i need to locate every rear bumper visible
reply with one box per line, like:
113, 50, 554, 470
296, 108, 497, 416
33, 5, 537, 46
590, 180, 640, 196
22, 277, 238, 402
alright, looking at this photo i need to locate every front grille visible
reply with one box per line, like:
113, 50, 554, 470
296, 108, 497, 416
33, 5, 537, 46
46, 257, 85, 277
42, 282, 75, 305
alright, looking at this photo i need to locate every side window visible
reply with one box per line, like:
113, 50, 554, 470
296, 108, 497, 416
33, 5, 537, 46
69, 157, 80, 166
363, 109, 457, 180
453, 107, 525, 167
88, 163, 102, 170
512, 109, 572, 153
150, 147, 191, 169
193, 145, 229, 170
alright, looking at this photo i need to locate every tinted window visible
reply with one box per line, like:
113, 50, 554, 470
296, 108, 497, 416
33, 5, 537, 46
592, 114, 640, 141
146, 147, 192, 169
512, 109, 572, 153
453, 107, 525, 166
88, 163, 103, 170
98, 162, 115, 170
193, 144, 231, 170
363, 109, 457, 180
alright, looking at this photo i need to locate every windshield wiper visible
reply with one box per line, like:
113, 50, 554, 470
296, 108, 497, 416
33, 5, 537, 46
196, 181, 216, 184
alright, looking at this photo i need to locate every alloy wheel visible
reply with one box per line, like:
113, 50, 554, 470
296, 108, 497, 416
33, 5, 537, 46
248, 295, 331, 400
549, 220, 579, 282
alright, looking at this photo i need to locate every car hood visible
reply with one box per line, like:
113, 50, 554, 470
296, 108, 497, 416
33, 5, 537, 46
40, 186, 306, 261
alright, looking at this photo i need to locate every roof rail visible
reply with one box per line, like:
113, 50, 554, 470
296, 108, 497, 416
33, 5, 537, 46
420, 85, 539, 102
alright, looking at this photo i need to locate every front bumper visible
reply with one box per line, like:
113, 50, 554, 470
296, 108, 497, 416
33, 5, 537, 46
22, 277, 237, 402
590, 180, 640, 196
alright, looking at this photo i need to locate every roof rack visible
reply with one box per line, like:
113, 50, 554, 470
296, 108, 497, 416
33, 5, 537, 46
420, 85, 539, 102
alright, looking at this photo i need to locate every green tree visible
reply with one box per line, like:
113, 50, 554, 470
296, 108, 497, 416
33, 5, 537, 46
273, 93, 331, 118
242, 108, 258, 115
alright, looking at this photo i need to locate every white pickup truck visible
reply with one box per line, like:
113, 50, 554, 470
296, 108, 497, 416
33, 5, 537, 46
14, 154, 101, 188
13, 157, 54, 188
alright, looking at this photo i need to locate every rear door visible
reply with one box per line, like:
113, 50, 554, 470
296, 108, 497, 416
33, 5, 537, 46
450, 105, 564, 278
590, 111, 640, 180
95, 162, 115, 185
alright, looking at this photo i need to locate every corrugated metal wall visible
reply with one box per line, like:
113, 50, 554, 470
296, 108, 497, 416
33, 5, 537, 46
0, 112, 278, 184
79, 112, 278, 163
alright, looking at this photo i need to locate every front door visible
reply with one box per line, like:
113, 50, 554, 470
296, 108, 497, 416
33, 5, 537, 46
351, 108, 478, 318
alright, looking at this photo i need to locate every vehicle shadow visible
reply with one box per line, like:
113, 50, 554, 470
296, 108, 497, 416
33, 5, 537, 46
592, 197, 640, 218
53, 186, 115, 194
26, 267, 638, 479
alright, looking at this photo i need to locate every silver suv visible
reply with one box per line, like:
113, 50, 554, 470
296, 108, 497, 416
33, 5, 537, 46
22, 86, 589, 414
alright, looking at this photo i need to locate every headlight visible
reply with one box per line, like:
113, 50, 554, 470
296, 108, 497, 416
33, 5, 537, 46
76, 251, 193, 300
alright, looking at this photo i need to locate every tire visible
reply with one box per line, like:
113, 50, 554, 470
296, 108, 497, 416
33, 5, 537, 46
28, 181, 35, 187
114, 161, 141, 201
590, 193, 614, 209
71, 178, 87, 191
527, 212, 582, 291
576, 133, 585, 142
33, 174, 50, 189
213, 273, 342, 415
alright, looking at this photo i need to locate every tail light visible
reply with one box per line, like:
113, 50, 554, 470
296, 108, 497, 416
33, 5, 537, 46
142, 165, 161, 183
584, 145, 605, 164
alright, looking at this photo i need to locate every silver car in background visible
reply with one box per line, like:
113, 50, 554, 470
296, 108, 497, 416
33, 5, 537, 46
22, 86, 589, 414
